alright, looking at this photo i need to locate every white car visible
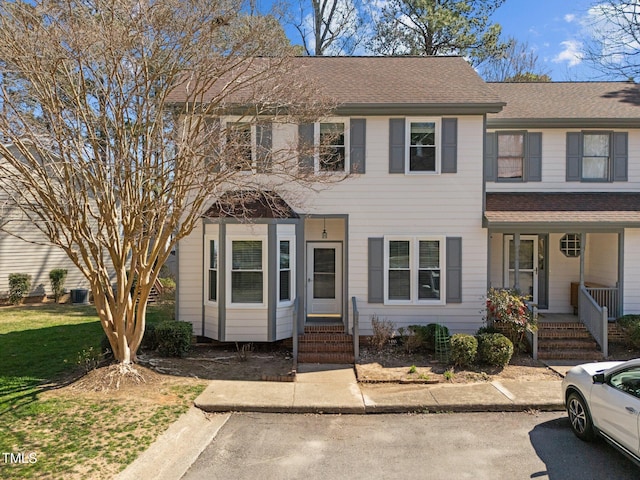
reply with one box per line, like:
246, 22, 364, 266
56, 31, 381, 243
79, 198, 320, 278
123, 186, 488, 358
562, 359, 640, 466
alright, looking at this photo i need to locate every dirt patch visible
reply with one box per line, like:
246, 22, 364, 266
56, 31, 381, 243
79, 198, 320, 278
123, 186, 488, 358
356, 346, 562, 384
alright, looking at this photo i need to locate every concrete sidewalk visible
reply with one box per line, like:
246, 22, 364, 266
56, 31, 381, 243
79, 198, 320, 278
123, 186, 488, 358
120, 362, 572, 480
194, 363, 565, 414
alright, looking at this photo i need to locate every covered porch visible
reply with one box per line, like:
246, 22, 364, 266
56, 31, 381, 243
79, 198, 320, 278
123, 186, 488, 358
484, 192, 640, 357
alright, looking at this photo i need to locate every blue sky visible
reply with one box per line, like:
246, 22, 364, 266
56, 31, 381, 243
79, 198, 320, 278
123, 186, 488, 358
258, 0, 617, 81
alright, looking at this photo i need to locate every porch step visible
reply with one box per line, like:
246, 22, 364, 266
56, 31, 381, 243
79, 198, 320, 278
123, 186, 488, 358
537, 322, 604, 361
297, 325, 354, 364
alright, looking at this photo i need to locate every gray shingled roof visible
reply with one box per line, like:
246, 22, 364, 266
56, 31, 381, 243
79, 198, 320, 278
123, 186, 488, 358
487, 82, 640, 128
168, 56, 505, 115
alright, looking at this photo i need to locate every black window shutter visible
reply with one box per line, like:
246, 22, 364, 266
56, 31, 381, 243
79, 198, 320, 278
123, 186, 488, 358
612, 132, 628, 182
526, 132, 542, 182
446, 237, 462, 304
389, 118, 405, 173
368, 238, 384, 303
566, 132, 582, 181
256, 123, 272, 173
298, 124, 314, 172
350, 119, 366, 173
485, 132, 497, 182
441, 118, 458, 173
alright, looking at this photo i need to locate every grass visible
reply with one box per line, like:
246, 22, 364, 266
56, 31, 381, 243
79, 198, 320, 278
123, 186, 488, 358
0, 303, 204, 479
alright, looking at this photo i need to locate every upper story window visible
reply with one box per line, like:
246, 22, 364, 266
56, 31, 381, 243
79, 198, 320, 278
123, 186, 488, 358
319, 122, 346, 171
566, 131, 628, 183
497, 133, 524, 180
582, 133, 609, 180
406, 118, 440, 173
226, 122, 254, 171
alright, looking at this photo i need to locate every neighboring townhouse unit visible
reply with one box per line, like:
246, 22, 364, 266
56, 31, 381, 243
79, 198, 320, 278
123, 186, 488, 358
175, 58, 640, 360
176, 56, 505, 347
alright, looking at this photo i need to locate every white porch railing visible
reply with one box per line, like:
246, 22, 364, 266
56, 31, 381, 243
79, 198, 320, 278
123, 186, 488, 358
351, 296, 359, 361
585, 287, 619, 320
579, 286, 608, 358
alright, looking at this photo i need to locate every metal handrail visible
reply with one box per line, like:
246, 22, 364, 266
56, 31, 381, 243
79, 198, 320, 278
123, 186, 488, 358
292, 297, 299, 364
351, 296, 359, 361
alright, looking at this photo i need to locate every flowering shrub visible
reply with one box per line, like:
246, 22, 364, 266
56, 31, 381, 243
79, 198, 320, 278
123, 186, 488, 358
485, 288, 537, 351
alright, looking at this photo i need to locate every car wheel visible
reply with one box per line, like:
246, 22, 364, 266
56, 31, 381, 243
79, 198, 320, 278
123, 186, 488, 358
567, 392, 595, 441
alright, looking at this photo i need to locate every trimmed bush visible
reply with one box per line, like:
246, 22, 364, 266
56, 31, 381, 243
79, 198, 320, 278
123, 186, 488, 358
49, 268, 68, 303
477, 333, 514, 367
618, 315, 640, 349
141, 323, 159, 351
450, 334, 478, 368
155, 321, 192, 357
8, 273, 32, 305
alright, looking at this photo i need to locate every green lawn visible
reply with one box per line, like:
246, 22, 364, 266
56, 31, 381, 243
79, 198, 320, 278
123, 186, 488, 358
0, 303, 203, 479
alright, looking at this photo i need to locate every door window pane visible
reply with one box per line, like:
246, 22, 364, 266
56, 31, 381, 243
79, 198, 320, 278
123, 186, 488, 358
509, 239, 534, 270
313, 248, 335, 299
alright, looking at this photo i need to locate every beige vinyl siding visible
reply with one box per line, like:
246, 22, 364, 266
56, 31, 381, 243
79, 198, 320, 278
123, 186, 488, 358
0, 222, 88, 298
486, 128, 640, 192
177, 221, 204, 336
282, 116, 488, 335
624, 229, 640, 314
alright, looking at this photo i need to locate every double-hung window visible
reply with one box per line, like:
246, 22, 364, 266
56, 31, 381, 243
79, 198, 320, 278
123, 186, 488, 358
497, 133, 525, 180
278, 238, 295, 303
230, 239, 264, 304
226, 122, 254, 171
407, 118, 440, 173
385, 236, 444, 304
206, 238, 217, 303
582, 133, 609, 180
319, 122, 347, 171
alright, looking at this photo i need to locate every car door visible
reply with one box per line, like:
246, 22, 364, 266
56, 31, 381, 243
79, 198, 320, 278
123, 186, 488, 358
590, 366, 640, 456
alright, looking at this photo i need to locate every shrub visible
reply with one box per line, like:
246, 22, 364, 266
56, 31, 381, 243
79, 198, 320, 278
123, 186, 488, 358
141, 323, 159, 351
618, 315, 640, 349
410, 323, 450, 351
370, 315, 395, 352
450, 334, 478, 367
477, 333, 514, 367
476, 325, 501, 336
8, 273, 32, 305
49, 268, 68, 303
155, 321, 192, 357
485, 288, 536, 351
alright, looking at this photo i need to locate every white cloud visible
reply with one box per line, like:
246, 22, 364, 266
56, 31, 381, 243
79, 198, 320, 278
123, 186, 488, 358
553, 40, 584, 67
564, 14, 576, 23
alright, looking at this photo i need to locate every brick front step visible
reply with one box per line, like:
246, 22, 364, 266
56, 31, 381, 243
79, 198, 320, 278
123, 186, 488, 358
538, 322, 584, 330
304, 324, 344, 334
538, 349, 604, 361
538, 329, 593, 339
297, 352, 355, 363
538, 339, 598, 350
299, 342, 354, 353
299, 333, 352, 343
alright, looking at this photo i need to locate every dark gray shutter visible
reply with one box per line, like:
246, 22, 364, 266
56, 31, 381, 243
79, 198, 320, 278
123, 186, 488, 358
526, 132, 542, 182
441, 118, 458, 173
446, 237, 462, 304
612, 132, 628, 182
389, 118, 405, 173
256, 123, 272, 173
368, 238, 384, 303
566, 132, 582, 181
350, 119, 366, 173
485, 132, 497, 182
298, 123, 314, 172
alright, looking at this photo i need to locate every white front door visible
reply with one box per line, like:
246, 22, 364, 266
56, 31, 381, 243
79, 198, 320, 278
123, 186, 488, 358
306, 242, 342, 317
504, 235, 538, 303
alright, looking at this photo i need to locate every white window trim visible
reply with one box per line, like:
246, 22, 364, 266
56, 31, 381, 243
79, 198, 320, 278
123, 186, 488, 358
314, 117, 350, 174
405, 117, 441, 175
383, 235, 446, 305
277, 235, 296, 306
226, 235, 268, 309
204, 235, 218, 306
223, 115, 258, 173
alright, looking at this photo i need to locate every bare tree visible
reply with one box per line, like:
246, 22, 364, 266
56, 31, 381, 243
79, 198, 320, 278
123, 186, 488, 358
287, 0, 366, 55
0, 0, 337, 370
480, 37, 551, 82
584, 0, 640, 80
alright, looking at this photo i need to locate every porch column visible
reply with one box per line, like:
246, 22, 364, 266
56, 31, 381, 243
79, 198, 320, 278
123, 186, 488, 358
513, 233, 520, 291
579, 232, 586, 287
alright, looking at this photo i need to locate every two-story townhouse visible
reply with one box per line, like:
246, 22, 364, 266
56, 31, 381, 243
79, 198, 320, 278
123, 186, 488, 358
485, 82, 640, 357
175, 56, 505, 356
